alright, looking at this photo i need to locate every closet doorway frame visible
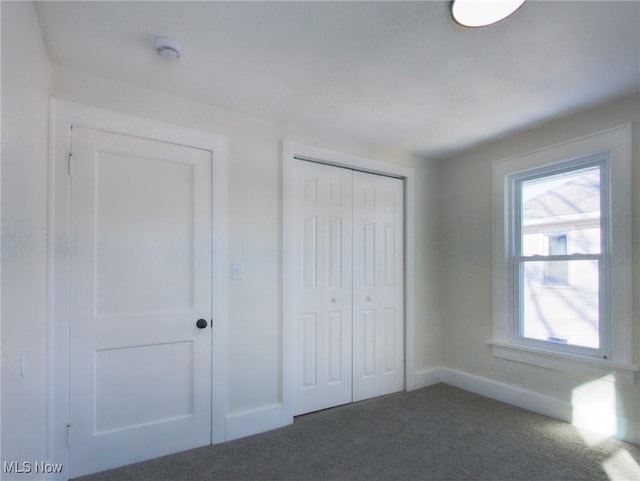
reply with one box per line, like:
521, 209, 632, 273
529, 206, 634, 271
282, 141, 417, 417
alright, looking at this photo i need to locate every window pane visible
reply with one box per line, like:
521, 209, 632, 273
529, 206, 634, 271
521, 167, 600, 256
521, 260, 599, 349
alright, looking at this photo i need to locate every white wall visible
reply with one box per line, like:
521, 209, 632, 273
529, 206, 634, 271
13, 0, 636, 469
440, 94, 640, 442
2, 3, 442, 468
1, 1, 52, 477
413, 157, 443, 372
49, 66, 438, 416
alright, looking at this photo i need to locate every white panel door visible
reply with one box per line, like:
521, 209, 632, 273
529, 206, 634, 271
291, 160, 405, 414
69, 127, 213, 477
352, 171, 404, 402
292, 160, 353, 415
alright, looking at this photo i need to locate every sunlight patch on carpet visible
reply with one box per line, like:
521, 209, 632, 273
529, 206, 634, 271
603, 449, 640, 481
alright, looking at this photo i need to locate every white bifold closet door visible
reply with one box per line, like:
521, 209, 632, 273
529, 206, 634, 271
351, 171, 405, 402
292, 160, 404, 416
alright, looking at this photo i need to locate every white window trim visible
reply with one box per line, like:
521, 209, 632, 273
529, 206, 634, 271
490, 124, 637, 384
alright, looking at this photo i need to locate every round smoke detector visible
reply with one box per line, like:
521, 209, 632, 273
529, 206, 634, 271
154, 36, 182, 61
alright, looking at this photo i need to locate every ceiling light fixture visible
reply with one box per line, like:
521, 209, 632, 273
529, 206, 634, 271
154, 36, 182, 61
451, 0, 526, 27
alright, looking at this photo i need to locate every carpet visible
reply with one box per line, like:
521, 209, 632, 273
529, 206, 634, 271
74, 383, 640, 481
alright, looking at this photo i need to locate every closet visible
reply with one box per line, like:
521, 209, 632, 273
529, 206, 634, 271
290, 159, 404, 415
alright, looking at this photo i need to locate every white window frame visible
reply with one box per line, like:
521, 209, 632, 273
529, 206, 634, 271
490, 125, 637, 384
510, 155, 608, 357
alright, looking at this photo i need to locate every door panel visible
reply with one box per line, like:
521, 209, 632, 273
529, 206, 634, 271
293, 161, 353, 415
94, 341, 194, 433
69, 127, 212, 477
352, 172, 404, 402
94, 150, 194, 314
292, 161, 404, 415
327, 311, 344, 383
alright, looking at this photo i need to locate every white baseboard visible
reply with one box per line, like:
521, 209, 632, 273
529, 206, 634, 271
440, 368, 572, 421
409, 367, 447, 390
619, 418, 640, 446
435, 367, 639, 446
225, 404, 292, 442
224, 369, 639, 446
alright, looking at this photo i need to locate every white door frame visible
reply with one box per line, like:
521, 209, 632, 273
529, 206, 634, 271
48, 99, 229, 480
282, 140, 417, 417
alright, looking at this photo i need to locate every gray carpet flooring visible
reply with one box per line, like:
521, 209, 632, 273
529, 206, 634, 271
74, 383, 640, 481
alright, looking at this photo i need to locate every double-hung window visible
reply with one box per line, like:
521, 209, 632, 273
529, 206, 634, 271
511, 157, 607, 355
491, 125, 635, 382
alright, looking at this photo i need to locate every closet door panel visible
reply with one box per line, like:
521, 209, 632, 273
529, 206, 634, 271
352, 172, 404, 402
292, 161, 353, 415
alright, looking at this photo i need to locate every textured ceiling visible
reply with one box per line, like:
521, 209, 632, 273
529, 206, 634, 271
34, 1, 640, 159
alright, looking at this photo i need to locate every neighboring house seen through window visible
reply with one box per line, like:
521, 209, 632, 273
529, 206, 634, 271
514, 161, 603, 350
544, 234, 568, 286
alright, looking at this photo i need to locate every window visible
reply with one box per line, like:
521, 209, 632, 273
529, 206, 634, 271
491, 125, 635, 382
512, 159, 605, 352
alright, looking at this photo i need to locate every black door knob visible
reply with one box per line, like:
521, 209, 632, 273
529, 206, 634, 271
196, 319, 208, 329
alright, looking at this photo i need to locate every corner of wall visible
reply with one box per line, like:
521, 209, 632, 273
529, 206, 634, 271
1, 0, 53, 476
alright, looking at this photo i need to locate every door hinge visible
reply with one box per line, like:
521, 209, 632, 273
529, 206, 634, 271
66, 423, 72, 447
68, 153, 74, 176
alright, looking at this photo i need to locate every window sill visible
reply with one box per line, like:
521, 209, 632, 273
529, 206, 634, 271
487, 339, 638, 385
